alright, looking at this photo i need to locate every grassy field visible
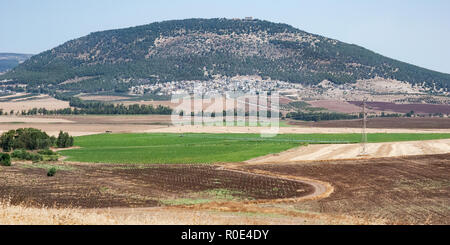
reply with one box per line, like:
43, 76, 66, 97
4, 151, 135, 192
59, 133, 450, 164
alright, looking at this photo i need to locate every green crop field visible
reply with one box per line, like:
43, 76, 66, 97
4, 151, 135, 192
58, 133, 450, 164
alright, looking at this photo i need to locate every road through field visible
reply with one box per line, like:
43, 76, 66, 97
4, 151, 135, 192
246, 139, 450, 163
146, 125, 450, 134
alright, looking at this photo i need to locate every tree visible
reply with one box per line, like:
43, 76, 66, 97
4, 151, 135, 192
56, 131, 74, 148
0, 153, 11, 166
0, 130, 15, 152
0, 128, 54, 151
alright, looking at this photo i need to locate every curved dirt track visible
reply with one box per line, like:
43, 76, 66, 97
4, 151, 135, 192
217, 163, 334, 204
246, 139, 450, 163
96, 163, 335, 224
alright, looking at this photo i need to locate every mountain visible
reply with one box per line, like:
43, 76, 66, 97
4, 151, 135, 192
0, 53, 33, 73
1, 18, 449, 94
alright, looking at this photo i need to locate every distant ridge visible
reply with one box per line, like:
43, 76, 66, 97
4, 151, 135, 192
1, 18, 449, 94
0, 53, 33, 73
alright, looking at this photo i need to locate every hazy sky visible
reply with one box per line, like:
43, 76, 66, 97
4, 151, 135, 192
1, 0, 450, 74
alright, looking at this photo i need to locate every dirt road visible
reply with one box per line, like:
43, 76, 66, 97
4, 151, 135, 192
218, 163, 333, 203
146, 125, 450, 134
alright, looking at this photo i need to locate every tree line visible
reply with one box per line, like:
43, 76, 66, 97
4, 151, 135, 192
16, 95, 173, 115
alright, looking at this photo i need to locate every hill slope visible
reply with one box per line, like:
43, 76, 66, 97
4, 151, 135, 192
0, 53, 33, 73
1, 18, 449, 93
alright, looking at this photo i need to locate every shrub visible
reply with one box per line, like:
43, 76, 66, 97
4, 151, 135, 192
11, 149, 29, 159
31, 153, 43, 163
11, 149, 43, 162
46, 155, 59, 162
47, 167, 57, 177
38, 149, 56, 155
0, 153, 11, 166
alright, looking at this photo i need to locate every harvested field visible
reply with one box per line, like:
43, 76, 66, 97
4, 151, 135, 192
244, 154, 450, 225
291, 117, 450, 129
246, 139, 450, 162
0, 95, 69, 112
0, 163, 313, 209
0, 116, 73, 124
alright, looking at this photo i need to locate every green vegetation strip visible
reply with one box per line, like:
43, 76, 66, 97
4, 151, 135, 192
20, 163, 75, 171
160, 189, 245, 206
58, 133, 450, 164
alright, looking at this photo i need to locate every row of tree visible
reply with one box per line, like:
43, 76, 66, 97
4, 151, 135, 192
20, 104, 172, 115
15, 95, 173, 115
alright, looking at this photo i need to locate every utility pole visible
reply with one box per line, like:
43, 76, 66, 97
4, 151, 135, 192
359, 98, 369, 156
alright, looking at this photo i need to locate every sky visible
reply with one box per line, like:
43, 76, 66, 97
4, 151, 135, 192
1, 0, 450, 74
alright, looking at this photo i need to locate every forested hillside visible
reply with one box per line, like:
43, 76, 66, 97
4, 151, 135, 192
1, 18, 449, 93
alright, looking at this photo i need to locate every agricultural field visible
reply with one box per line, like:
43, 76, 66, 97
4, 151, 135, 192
1, 153, 448, 224
0, 94, 70, 112
290, 117, 450, 129
59, 132, 450, 164
0, 162, 312, 209
244, 154, 450, 224
349, 101, 450, 115
1, 115, 450, 225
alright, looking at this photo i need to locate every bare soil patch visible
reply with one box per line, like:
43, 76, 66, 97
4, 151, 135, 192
244, 154, 450, 224
0, 163, 313, 209
0, 96, 69, 112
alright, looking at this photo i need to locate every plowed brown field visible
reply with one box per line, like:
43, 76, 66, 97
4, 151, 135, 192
244, 154, 450, 224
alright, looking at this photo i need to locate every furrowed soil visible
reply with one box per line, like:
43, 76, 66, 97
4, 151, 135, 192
0, 163, 313, 209
1, 154, 448, 224
243, 154, 450, 225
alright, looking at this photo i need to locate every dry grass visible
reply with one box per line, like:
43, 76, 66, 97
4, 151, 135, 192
0, 200, 384, 225
0, 200, 119, 225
